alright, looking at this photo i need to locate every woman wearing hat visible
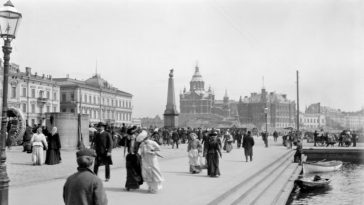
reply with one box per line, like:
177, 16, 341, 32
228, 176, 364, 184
205, 131, 222, 177
124, 126, 143, 191
138, 131, 164, 193
187, 133, 202, 174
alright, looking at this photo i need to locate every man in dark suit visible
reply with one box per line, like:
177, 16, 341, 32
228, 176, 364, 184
242, 131, 255, 162
171, 129, 180, 149
93, 122, 113, 182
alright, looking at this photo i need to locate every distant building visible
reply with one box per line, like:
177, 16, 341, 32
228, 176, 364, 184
54, 74, 133, 127
0, 63, 60, 126
299, 113, 326, 130
140, 115, 164, 128
238, 88, 296, 131
305, 103, 364, 131
179, 65, 236, 118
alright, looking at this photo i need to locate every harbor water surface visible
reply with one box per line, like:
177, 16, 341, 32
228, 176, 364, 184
288, 163, 364, 205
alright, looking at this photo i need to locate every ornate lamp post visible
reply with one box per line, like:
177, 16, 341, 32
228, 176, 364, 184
0, 1, 22, 204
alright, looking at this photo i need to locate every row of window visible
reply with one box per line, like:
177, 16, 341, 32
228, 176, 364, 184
300, 118, 325, 124
62, 108, 131, 121
61, 92, 131, 108
11, 87, 58, 100
21, 103, 58, 114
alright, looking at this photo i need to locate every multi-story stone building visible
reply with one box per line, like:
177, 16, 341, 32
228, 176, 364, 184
0, 63, 60, 126
238, 88, 296, 131
179, 65, 236, 118
299, 113, 326, 130
180, 65, 215, 114
305, 103, 364, 131
54, 74, 133, 127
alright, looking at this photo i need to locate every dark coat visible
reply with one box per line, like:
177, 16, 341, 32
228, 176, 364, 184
93, 131, 113, 165
242, 134, 255, 149
63, 167, 108, 205
47, 133, 61, 150
172, 131, 179, 141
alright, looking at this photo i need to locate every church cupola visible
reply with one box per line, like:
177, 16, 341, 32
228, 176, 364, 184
189, 63, 205, 91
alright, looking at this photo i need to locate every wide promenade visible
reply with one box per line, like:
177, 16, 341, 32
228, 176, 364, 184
8, 137, 291, 205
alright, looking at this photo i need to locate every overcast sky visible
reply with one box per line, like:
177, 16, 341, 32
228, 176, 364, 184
9, 0, 364, 117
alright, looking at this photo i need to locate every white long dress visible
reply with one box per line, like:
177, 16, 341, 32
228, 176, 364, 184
139, 139, 164, 193
31, 133, 48, 165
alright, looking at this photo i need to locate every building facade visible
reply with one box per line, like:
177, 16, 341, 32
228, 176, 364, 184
299, 113, 326, 130
179, 65, 236, 118
1, 64, 60, 126
238, 88, 296, 131
305, 103, 364, 131
54, 74, 133, 127
180, 65, 215, 114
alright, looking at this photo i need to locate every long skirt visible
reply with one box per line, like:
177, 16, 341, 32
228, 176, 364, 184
125, 153, 143, 190
32, 146, 44, 165
206, 153, 220, 177
141, 155, 164, 193
188, 149, 201, 174
45, 149, 61, 165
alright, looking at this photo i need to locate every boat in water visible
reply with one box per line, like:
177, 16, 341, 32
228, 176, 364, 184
295, 175, 331, 190
302, 160, 342, 174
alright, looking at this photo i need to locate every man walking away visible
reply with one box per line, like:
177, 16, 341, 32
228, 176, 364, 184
171, 129, 180, 149
63, 149, 108, 205
273, 131, 278, 142
242, 131, 255, 162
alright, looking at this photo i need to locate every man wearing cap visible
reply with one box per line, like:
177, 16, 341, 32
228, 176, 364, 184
93, 122, 113, 182
63, 149, 108, 205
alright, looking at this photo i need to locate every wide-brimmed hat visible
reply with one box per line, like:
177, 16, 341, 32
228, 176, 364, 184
127, 125, 138, 135
97, 122, 106, 128
209, 131, 218, 136
136, 130, 148, 142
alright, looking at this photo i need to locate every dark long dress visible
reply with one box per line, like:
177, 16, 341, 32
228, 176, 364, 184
125, 135, 143, 190
205, 136, 222, 177
45, 133, 61, 165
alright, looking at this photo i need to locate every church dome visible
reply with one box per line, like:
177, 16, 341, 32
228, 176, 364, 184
190, 65, 203, 82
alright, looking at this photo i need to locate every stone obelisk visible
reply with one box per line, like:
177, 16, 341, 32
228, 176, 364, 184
164, 69, 179, 128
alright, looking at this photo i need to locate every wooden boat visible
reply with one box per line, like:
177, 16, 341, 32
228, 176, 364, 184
295, 176, 331, 190
302, 160, 342, 174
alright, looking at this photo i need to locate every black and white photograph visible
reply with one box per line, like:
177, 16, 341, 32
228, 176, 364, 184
0, 0, 363, 204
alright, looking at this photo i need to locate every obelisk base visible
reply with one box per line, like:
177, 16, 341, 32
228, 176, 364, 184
164, 114, 178, 129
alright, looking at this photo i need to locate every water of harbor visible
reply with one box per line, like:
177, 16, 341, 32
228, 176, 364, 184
288, 163, 364, 205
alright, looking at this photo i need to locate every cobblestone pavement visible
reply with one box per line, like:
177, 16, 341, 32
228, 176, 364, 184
6, 143, 188, 187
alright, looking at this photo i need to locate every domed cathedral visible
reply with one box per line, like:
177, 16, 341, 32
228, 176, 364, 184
179, 64, 239, 121
180, 64, 215, 114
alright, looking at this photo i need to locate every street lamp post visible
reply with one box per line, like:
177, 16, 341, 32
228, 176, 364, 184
0, 1, 22, 204
264, 107, 268, 134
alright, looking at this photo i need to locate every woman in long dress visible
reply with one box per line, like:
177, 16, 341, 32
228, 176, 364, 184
31, 127, 48, 165
205, 131, 222, 177
125, 128, 143, 191
187, 133, 202, 174
138, 132, 164, 193
45, 127, 61, 165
